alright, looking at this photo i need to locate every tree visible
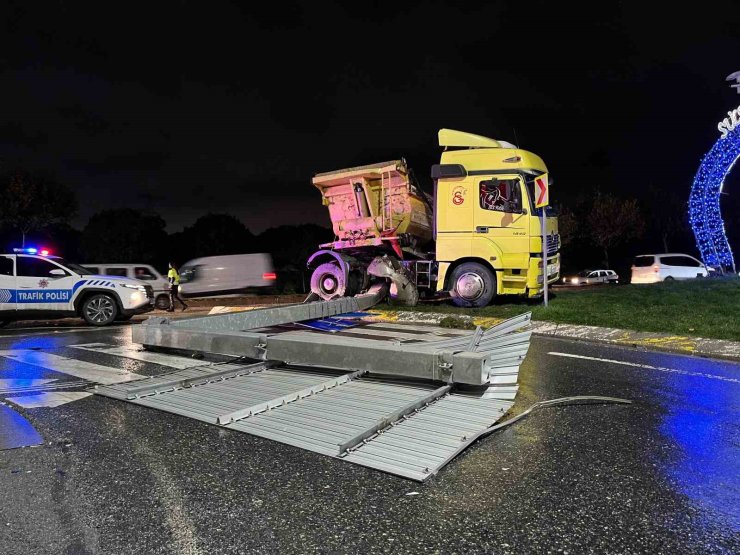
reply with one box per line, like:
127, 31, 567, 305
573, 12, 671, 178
555, 205, 580, 249
646, 186, 689, 253
587, 193, 645, 268
0, 169, 78, 246
81, 209, 168, 265
171, 214, 255, 263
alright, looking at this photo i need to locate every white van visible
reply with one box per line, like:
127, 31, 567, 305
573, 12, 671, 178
631, 253, 710, 283
179, 254, 276, 297
83, 263, 171, 309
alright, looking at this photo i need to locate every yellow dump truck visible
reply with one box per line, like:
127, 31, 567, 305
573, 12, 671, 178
306, 129, 560, 307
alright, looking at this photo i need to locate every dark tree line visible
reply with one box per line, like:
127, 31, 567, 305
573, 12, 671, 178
0, 167, 701, 290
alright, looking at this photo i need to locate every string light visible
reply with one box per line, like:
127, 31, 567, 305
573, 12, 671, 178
689, 123, 738, 272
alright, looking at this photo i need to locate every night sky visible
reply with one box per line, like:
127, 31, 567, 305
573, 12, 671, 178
2, 1, 740, 233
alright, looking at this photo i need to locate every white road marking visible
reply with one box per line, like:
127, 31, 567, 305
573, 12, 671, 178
7, 391, 92, 408
70, 343, 213, 369
0, 379, 57, 389
548, 352, 740, 384
0, 379, 90, 395
0, 350, 145, 385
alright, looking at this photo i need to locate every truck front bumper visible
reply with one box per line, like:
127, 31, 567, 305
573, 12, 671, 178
528, 253, 560, 296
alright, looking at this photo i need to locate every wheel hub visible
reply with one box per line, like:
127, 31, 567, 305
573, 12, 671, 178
320, 275, 338, 295
456, 272, 485, 301
86, 297, 114, 323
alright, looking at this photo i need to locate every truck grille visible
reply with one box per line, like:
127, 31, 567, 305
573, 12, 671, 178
546, 233, 560, 255
144, 285, 154, 299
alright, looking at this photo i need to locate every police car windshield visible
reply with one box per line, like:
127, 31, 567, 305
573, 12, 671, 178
52, 258, 94, 275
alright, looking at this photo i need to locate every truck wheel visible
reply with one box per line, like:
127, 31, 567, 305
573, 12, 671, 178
310, 262, 347, 300
81, 294, 118, 326
155, 294, 171, 310
449, 262, 496, 308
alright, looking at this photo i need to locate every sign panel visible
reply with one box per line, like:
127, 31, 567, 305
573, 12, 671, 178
535, 173, 549, 208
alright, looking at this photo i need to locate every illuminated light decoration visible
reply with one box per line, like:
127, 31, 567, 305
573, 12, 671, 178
689, 120, 738, 272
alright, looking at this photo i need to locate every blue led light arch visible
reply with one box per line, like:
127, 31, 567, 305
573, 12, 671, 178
688, 125, 738, 272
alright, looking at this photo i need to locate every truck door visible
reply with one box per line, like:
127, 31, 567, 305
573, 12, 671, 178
15, 255, 77, 312
435, 178, 474, 260
473, 175, 529, 266
0, 255, 15, 314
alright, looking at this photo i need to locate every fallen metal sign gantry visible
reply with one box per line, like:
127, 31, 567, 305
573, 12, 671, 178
132, 288, 531, 390
94, 361, 515, 481
98, 293, 533, 480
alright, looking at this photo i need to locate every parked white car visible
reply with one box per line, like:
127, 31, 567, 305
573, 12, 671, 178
83, 263, 171, 310
1, 249, 154, 327
631, 253, 709, 283
562, 269, 619, 286
179, 253, 276, 297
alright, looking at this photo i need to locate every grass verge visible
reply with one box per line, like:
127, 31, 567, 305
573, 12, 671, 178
377, 277, 740, 341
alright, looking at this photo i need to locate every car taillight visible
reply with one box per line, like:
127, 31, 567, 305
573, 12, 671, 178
262, 272, 277, 281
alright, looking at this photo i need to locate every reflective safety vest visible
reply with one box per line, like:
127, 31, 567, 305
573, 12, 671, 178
168, 267, 180, 285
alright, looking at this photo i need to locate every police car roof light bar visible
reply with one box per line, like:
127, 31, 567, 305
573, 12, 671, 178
12, 247, 51, 255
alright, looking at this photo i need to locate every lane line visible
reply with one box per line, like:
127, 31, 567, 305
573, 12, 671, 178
0, 379, 57, 389
0, 350, 145, 385
548, 352, 740, 384
0, 380, 91, 395
70, 343, 213, 369
7, 391, 92, 408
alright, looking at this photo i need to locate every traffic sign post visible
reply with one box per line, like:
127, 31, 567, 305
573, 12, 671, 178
535, 174, 550, 307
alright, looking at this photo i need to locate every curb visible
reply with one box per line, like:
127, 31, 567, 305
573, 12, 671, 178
365, 310, 740, 363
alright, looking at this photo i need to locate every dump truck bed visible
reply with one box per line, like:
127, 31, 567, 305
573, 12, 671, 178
312, 159, 433, 251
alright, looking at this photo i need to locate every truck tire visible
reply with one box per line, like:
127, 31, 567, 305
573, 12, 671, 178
81, 293, 119, 326
449, 262, 496, 308
310, 262, 347, 300
155, 294, 171, 310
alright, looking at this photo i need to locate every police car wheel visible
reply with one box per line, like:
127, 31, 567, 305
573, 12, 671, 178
82, 294, 118, 326
155, 294, 171, 310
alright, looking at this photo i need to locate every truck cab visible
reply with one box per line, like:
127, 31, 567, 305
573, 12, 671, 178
433, 129, 560, 305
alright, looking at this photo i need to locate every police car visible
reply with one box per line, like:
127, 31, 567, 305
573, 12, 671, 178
0, 248, 154, 327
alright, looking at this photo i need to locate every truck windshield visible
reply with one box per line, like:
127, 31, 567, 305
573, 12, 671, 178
525, 178, 557, 216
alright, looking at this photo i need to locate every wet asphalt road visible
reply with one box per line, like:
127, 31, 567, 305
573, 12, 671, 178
0, 323, 738, 555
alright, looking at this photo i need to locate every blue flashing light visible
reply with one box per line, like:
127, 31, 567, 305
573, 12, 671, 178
689, 124, 738, 272
12, 247, 51, 256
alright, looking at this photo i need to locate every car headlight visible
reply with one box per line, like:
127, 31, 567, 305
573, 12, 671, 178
119, 283, 146, 291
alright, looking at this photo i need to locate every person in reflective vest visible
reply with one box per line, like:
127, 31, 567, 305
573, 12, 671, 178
167, 262, 188, 312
